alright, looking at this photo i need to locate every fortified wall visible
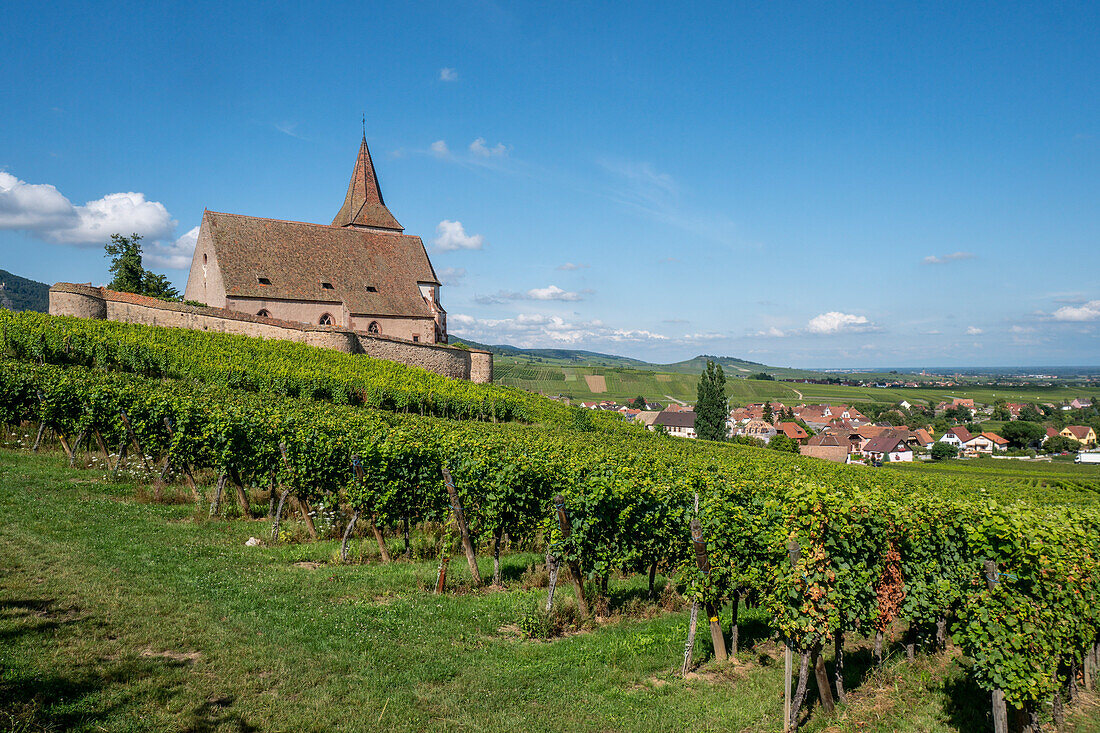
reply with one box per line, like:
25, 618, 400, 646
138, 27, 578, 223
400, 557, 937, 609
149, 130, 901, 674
49, 283, 493, 384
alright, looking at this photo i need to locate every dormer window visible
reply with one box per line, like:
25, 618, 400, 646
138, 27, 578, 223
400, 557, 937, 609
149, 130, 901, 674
257, 277, 271, 285
365, 286, 377, 293
321, 281, 334, 290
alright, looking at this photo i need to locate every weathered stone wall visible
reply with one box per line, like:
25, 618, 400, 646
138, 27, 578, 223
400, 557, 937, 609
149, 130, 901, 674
48, 283, 492, 384
799, 445, 849, 464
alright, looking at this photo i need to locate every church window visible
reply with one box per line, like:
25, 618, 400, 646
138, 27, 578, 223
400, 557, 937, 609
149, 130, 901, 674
366, 286, 378, 292
367, 321, 381, 335
257, 276, 271, 285
257, 309, 270, 317
202, 253, 208, 264
319, 313, 334, 326
321, 281, 334, 290
412, 335, 420, 342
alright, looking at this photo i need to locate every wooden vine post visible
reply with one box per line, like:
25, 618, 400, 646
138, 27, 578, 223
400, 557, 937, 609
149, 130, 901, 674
545, 546, 560, 611
441, 467, 482, 588
271, 442, 294, 540
984, 560, 1008, 733
553, 494, 588, 617
350, 455, 391, 563
690, 517, 727, 662
163, 417, 200, 500
119, 410, 151, 472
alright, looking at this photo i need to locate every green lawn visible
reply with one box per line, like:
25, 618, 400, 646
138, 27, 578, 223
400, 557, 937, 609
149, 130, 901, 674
3, 449, 1098, 732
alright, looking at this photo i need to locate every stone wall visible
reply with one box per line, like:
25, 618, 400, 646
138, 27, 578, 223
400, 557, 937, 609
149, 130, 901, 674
48, 283, 492, 384
799, 445, 849, 464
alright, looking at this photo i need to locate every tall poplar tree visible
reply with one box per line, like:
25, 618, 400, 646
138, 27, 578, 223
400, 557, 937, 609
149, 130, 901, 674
695, 359, 727, 441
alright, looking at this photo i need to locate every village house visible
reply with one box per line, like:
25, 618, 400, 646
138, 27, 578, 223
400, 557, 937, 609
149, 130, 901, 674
937, 426, 973, 448
961, 432, 1009, 456
936, 398, 976, 416
800, 431, 849, 463
734, 418, 778, 443
184, 134, 446, 343
776, 421, 809, 445
908, 428, 935, 449
1070, 398, 1094, 410
861, 431, 914, 463
1061, 425, 1098, 447
652, 410, 696, 438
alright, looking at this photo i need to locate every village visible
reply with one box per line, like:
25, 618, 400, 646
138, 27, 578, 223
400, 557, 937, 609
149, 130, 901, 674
577, 396, 1100, 464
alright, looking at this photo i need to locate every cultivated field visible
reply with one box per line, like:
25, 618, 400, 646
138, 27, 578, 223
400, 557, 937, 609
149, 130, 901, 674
493, 362, 1100, 408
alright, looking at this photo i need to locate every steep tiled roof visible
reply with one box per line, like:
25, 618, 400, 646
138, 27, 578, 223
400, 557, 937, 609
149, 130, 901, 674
332, 136, 403, 231
204, 210, 438, 317
863, 431, 910, 455
1065, 425, 1094, 440
946, 426, 973, 443
655, 410, 696, 428
807, 431, 843, 447
777, 422, 808, 440
981, 432, 1009, 445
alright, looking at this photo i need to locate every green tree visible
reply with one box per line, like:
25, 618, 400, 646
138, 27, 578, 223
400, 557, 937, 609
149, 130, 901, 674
631, 396, 647, 410
991, 401, 1011, 421
104, 233, 181, 300
1018, 404, 1043, 422
768, 434, 799, 453
1043, 435, 1081, 454
751, 371, 774, 381
1001, 421, 1045, 448
762, 401, 774, 424
105, 233, 145, 293
930, 442, 958, 460
695, 360, 727, 441
880, 410, 906, 426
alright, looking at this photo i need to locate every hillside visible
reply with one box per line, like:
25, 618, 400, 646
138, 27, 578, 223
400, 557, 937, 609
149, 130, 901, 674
0, 269, 49, 312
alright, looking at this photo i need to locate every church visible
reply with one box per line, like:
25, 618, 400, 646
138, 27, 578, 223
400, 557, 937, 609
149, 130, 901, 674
184, 135, 447, 343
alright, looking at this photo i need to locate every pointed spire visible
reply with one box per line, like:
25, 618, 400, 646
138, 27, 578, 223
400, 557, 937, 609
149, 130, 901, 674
332, 134, 403, 231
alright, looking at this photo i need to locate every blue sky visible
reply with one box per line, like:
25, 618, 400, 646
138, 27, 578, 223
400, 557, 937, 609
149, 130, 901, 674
2, 1, 1098, 367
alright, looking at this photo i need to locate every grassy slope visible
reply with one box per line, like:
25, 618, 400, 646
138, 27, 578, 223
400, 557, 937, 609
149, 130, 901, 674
3, 449, 1099, 732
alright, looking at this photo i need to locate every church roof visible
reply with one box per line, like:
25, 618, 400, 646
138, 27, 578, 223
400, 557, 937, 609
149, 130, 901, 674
331, 136, 403, 231
202, 210, 439, 318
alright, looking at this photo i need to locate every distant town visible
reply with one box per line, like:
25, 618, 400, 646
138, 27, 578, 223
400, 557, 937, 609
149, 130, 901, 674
574, 395, 1100, 465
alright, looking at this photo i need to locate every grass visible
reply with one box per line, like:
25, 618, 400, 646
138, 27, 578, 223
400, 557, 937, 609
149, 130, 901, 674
2, 448, 1099, 732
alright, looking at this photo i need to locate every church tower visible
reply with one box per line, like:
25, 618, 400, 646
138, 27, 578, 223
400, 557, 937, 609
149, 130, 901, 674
331, 134, 404, 232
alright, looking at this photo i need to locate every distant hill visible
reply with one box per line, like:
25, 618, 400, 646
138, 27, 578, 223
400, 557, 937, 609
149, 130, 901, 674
0, 270, 49, 313
449, 338, 651, 367
448, 340, 818, 377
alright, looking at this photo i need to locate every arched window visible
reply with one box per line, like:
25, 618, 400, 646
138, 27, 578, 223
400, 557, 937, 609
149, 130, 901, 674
367, 321, 381, 335
319, 313, 334, 326
202, 253, 208, 264
257, 309, 270, 318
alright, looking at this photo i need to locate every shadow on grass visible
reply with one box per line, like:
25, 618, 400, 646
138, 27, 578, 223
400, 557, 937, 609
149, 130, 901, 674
942, 668, 993, 733
0, 598, 260, 732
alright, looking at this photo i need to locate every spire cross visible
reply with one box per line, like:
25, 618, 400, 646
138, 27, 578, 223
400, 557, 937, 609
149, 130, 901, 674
361, 113, 366, 140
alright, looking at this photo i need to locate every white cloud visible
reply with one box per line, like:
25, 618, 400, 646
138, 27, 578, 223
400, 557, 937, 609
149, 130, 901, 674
0, 170, 176, 247
450, 312, 669, 348
437, 266, 466, 285
433, 220, 484, 251
475, 285, 584, 304
806, 312, 871, 334
145, 226, 199, 270
439, 67, 458, 82
469, 138, 508, 158
430, 140, 450, 158
965, 326, 983, 335
753, 327, 787, 338
556, 262, 588, 271
1052, 300, 1100, 322
526, 285, 581, 301
922, 252, 975, 265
